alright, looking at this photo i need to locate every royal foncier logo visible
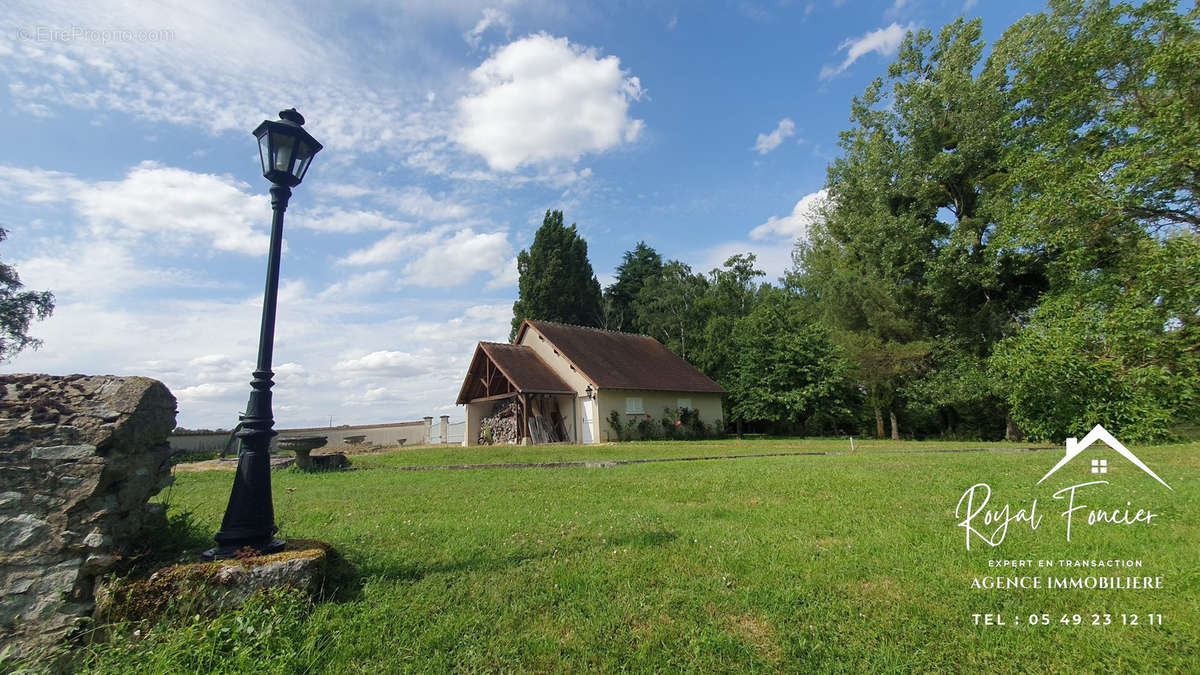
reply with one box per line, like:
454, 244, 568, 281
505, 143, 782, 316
954, 425, 1172, 550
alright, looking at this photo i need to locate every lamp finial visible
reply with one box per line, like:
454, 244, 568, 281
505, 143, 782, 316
279, 108, 305, 125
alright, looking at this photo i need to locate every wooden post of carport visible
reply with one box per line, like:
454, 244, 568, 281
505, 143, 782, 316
518, 392, 529, 445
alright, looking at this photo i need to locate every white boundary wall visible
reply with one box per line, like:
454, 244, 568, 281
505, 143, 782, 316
170, 416, 466, 454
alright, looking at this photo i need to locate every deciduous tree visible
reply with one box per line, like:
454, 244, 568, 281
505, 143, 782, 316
0, 228, 54, 360
602, 242, 662, 333
987, 0, 1200, 440
730, 289, 852, 433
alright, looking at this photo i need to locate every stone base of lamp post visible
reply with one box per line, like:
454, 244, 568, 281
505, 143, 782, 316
200, 537, 287, 561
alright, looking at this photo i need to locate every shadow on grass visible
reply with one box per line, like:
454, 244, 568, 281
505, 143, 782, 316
122, 509, 214, 576
321, 546, 364, 603
357, 528, 679, 583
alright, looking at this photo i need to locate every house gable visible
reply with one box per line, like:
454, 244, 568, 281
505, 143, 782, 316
455, 342, 574, 405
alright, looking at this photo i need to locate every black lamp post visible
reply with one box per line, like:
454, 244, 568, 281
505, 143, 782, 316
202, 109, 322, 561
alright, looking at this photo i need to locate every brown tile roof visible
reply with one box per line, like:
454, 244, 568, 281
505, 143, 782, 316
518, 320, 725, 394
456, 342, 575, 404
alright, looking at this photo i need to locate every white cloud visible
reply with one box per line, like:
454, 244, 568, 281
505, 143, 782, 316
382, 186, 472, 221
317, 270, 392, 300
0, 0, 443, 156
340, 226, 514, 288
485, 257, 519, 290
0, 166, 84, 202
304, 182, 472, 227
693, 240, 795, 286
16, 239, 177, 301
820, 23, 914, 80
2, 161, 268, 255
176, 382, 240, 402
464, 8, 513, 48
334, 349, 439, 378
455, 33, 645, 171
750, 189, 829, 242
339, 232, 411, 267
315, 183, 374, 200
293, 208, 413, 234
886, 0, 909, 16
75, 161, 268, 255
403, 229, 514, 287
686, 190, 831, 286
753, 118, 796, 154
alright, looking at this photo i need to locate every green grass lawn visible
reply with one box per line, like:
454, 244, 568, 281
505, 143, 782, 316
348, 436, 1052, 469
80, 439, 1199, 673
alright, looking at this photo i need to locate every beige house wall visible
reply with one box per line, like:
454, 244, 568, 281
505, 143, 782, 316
594, 389, 724, 442
464, 401, 486, 446
516, 325, 595, 392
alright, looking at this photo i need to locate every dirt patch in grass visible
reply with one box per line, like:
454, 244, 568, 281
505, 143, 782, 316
811, 537, 849, 550
171, 459, 231, 472
852, 577, 907, 604
727, 614, 780, 661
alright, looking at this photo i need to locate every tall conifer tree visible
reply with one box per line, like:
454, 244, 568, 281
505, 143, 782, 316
510, 210, 603, 340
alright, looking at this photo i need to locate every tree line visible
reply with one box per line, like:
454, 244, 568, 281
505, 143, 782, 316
510, 1, 1198, 443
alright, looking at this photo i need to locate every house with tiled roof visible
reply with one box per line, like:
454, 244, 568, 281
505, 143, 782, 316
456, 319, 725, 445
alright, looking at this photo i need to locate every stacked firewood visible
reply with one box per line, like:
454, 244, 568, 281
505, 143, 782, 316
478, 400, 520, 445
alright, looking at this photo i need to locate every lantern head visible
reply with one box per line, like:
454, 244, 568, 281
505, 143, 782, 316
252, 108, 322, 187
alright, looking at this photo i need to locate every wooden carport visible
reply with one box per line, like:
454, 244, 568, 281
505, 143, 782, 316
455, 342, 575, 443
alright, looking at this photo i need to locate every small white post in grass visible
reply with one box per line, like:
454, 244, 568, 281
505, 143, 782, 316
849, 436, 855, 453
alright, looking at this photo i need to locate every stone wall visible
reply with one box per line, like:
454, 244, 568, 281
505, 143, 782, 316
0, 374, 176, 659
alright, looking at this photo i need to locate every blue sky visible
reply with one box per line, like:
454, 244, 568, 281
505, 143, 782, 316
1, 0, 1046, 429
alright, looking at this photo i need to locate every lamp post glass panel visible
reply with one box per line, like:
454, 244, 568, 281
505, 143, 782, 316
202, 109, 322, 561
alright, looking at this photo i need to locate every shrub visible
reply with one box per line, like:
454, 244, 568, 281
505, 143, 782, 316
607, 411, 626, 441
609, 407, 717, 442
635, 416, 662, 441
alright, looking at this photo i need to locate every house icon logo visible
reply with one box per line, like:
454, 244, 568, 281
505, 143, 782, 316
1036, 424, 1172, 491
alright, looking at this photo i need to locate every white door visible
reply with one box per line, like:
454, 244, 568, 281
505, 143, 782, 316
581, 399, 596, 444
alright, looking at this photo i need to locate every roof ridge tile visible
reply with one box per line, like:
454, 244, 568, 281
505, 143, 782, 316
526, 318, 654, 340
